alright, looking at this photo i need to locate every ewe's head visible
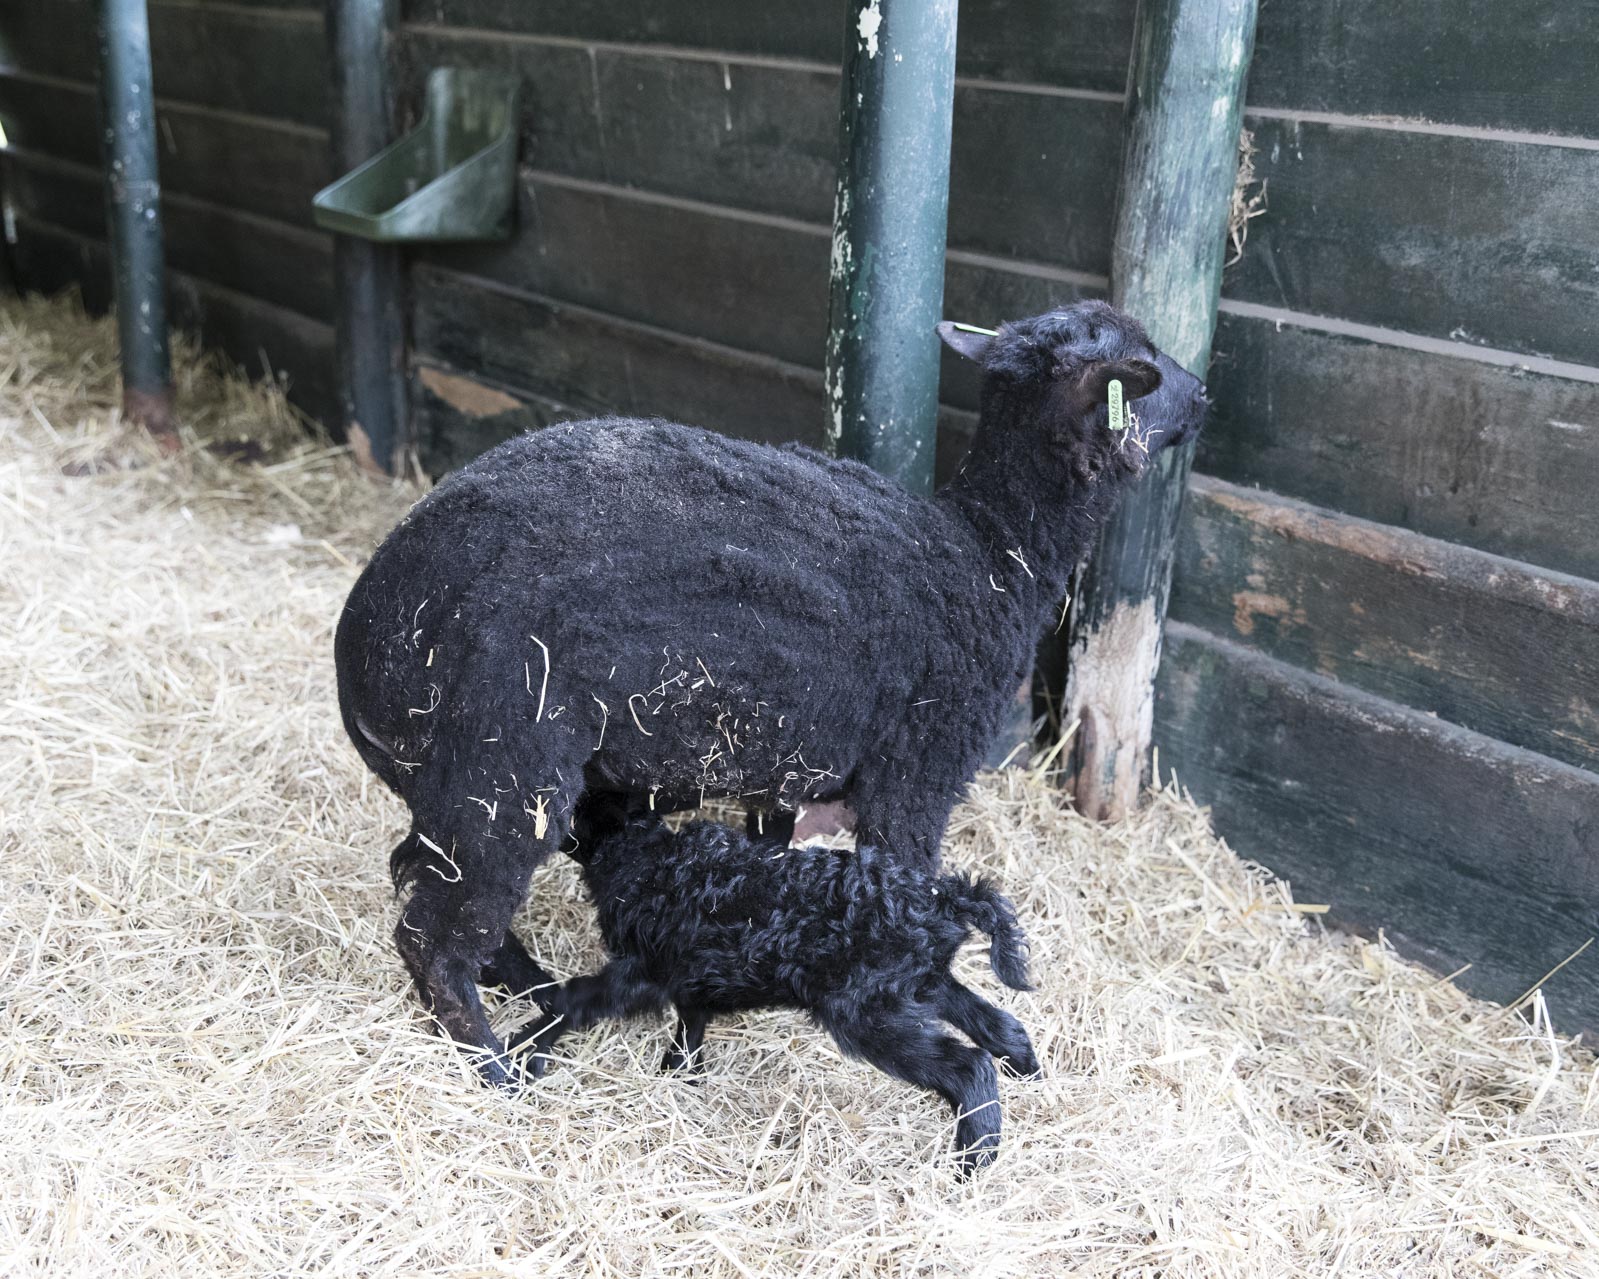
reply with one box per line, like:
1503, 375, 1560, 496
938, 301, 1208, 480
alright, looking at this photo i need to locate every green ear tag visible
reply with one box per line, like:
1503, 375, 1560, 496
952, 322, 999, 336
1107, 378, 1126, 431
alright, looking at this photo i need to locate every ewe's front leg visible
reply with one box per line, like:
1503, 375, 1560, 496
852, 787, 960, 867
391, 814, 565, 1091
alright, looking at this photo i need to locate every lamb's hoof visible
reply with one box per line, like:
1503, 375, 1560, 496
505, 1015, 566, 1081
1001, 1050, 1042, 1081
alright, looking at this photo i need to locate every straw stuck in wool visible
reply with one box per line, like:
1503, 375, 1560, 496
1, 293, 1596, 1277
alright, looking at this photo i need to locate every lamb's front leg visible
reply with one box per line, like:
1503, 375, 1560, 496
507, 956, 667, 1077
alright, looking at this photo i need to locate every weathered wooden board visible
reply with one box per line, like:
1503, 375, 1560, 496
2, 0, 329, 127
399, 33, 1121, 270
402, 0, 1135, 93
1227, 117, 1599, 367
1202, 311, 1599, 582
411, 265, 826, 446
1172, 475, 1599, 772
1248, 0, 1599, 138
423, 173, 1109, 384
412, 367, 583, 476
1156, 624, 1599, 1036
0, 73, 330, 228
421, 175, 831, 368
409, 266, 978, 476
0, 149, 333, 322
8, 217, 337, 420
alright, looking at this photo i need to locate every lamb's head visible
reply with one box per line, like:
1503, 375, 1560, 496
938, 300, 1208, 481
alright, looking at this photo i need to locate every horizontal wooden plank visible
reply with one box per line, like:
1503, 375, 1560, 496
402, 0, 1135, 93
411, 265, 828, 447
1, 0, 328, 127
421, 175, 830, 367
423, 173, 1107, 386
408, 266, 977, 478
0, 149, 334, 323
1201, 311, 1599, 581
412, 369, 584, 476
8, 216, 337, 423
400, 32, 1120, 271
1225, 117, 1599, 367
1172, 475, 1599, 772
0, 73, 329, 228
1155, 623, 1599, 1037
1248, 0, 1599, 138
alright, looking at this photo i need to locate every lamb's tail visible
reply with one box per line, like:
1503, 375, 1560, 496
937, 872, 1033, 991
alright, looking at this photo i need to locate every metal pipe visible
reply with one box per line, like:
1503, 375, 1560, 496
95, 0, 173, 436
824, 0, 959, 496
1063, 0, 1259, 821
325, 0, 408, 474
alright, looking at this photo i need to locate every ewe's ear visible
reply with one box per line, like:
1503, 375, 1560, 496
1077, 358, 1162, 406
937, 321, 996, 364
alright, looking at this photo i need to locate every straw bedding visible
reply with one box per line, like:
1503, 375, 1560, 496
2, 294, 1595, 1277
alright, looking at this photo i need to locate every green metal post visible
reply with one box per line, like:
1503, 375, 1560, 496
824, 0, 959, 496
95, 0, 173, 437
1063, 0, 1258, 820
325, 0, 408, 473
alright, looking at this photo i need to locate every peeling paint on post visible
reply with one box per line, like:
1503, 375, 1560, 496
325, 0, 408, 474
1064, 0, 1259, 821
824, 0, 958, 496
95, 0, 173, 438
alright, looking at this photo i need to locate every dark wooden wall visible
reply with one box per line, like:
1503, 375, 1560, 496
3, 1, 1597, 1027
0, 0, 337, 418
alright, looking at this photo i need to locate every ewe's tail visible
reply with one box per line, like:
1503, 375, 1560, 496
938, 873, 1033, 991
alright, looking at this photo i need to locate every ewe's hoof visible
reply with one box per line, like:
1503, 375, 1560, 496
953, 1119, 1002, 1178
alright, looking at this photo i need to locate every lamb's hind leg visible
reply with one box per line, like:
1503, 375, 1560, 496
935, 978, 1040, 1078
820, 998, 1003, 1176
391, 806, 567, 1091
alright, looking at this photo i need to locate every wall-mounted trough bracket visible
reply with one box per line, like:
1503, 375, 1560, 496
312, 68, 521, 242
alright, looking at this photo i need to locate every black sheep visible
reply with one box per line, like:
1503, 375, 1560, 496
334, 302, 1207, 1086
513, 797, 1038, 1176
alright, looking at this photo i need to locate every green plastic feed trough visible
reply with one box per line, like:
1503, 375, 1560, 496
312, 68, 521, 242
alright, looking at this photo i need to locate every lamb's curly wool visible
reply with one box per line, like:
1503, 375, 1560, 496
513, 801, 1037, 1175
334, 301, 1208, 1084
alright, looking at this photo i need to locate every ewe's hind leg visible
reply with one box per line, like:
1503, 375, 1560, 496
821, 999, 1003, 1176
392, 814, 567, 1091
935, 979, 1040, 1078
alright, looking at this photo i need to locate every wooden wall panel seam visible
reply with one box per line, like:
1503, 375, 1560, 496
10, 213, 333, 340
0, 145, 332, 252
0, 68, 328, 141
1215, 298, 1599, 386
148, 1, 321, 21
412, 264, 826, 387
1243, 105, 1599, 154
401, 21, 841, 76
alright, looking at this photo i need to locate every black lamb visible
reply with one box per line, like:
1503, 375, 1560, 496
334, 301, 1207, 1087
514, 796, 1038, 1176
